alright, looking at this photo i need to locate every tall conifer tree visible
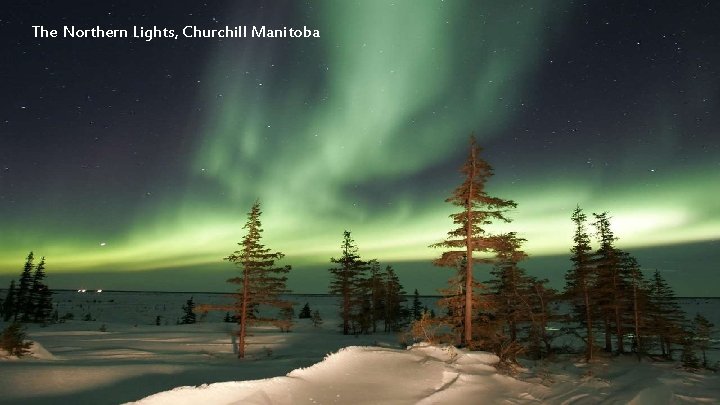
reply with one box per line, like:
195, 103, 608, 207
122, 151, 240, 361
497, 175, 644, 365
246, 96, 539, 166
564, 206, 596, 361
692, 313, 714, 368
16, 252, 35, 322
431, 136, 516, 345
411, 289, 423, 321
225, 201, 291, 358
366, 259, 385, 333
31, 257, 53, 323
646, 270, 686, 359
328, 231, 367, 335
383, 265, 407, 332
488, 232, 532, 343
591, 212, 630, 353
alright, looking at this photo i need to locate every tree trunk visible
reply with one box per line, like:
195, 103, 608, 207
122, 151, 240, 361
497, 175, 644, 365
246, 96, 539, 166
343, 285, 350, 335
632, 275, 641, 360
238, 268, 250, 359
604, 315, 612, 352
612, 268, 624, 353
583, 283, 593, 362
464, 151, 476, 346
535, 286, 551, 355
614, 304, 624, 353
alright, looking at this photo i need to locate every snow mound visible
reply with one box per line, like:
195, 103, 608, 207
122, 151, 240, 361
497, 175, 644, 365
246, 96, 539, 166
28, 340, 58, 360
0, 340, 56, 361
129, 345, 540, 405
130, 345, 720, 405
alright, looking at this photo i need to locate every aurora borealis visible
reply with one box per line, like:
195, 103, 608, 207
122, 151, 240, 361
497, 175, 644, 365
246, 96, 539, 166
1, 1, 718, 295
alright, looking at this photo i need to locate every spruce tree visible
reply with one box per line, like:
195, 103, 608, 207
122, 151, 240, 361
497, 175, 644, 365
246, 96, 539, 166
1, 322, 32, 357
680, 334, 700, 369
431, 136, 516, 345
528, 278, 557, 359
180, 297, 197, 324
591, 213, 631, 353
646, 270, 686, 359
16, 252, 35, 322
411, 289, 423, 321
357, 293, 373, 334
31, 257, 53, 323
487, 233, 533, 344
692, 313, 714, 369
328, 231, 367, 335
437, 255, 496, 348
367, 259, 386, 333
383, 265, 407, 332
564, 206, 596, 362
225, 201, 292, 358
625, 255, 649, 357
311, 310, 323, 328
298, 303, 312, 319
487, 232, 556, 360
277, 306, 294, 332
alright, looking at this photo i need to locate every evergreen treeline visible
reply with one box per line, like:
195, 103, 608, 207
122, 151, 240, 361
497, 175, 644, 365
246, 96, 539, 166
328, 231, 410, 335
563, 209, 691, 362
1, 252, 53, 324
214, 136, 712, 369
422, 136, 713, 367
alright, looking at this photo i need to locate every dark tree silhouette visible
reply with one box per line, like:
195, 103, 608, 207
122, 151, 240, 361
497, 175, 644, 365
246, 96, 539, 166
591, 212, 631, 353
488, 233, 532, 344
411, 289, 423, 321
311, 310, 323, 328
646, 270, 686, 359
31, 257, 53, 323
1, 322, 32, 357
564, 206, 596, 362
692, 313, 714, 368
367, 259, 386, 333
299, 302, 312, 319
383, 265, 407, 332
328, 231, 367, 335
180, 297, 197, 324
16, 252, 35, 322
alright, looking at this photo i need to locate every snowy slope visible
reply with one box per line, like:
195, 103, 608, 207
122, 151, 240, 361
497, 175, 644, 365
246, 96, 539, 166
1, 292, 719, 404
131, 344, 720, 405
131, 345, 546, 405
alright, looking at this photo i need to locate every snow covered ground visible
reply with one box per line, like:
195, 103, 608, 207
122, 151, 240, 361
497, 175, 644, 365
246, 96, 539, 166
134, 345, 720, 405
0, 291, 718, 404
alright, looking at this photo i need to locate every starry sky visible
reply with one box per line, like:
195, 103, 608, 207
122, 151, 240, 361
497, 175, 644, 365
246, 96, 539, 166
1, 1, 718, 296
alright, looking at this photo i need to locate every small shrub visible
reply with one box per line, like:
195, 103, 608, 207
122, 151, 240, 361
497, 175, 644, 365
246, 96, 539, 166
1, 323, 33, 357
404, 311, 450, 345
299, 303, 312, 319
311, 310, 323, 328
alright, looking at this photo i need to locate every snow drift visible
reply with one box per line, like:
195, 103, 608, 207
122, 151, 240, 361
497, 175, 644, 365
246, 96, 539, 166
130, 344, 540, 404
131, 344, 720, 405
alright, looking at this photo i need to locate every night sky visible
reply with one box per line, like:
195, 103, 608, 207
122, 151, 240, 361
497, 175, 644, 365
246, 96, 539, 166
1, 1, 718, 295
